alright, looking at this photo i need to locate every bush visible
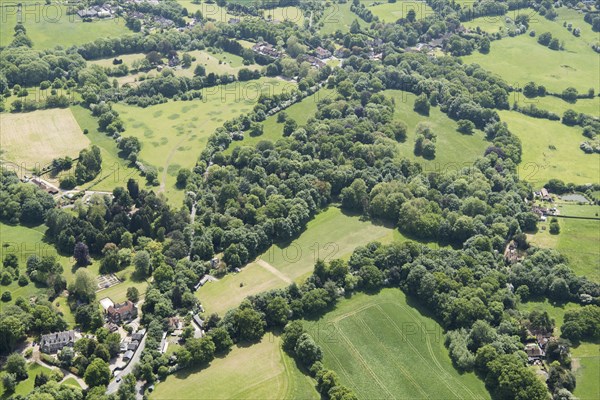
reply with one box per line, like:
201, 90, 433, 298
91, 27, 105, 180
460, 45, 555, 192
18, 275, 29, 286
1, 291, 12, 301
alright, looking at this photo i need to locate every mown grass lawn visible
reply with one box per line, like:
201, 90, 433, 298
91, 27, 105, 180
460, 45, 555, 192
462, 7, 600, 93
304, 288, 490, 400
0, 362, 53, 399
498, 110, 599, 186
0, 4, 131, 49
150, 335, 318, 400
386, 90, 489, 171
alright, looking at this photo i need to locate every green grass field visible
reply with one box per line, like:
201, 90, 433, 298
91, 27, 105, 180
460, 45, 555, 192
360, 0, 434, 22
0, 4, 131, 49
386, 90, 489, 170
114, 78, 293, 205
176, 1, 236, 23
70, 106, 145, 194
198, 207, 397, 315
499, 110, 599, 186
0, 108, 90, 169
463, 8, 600, 93
528, 202, 600, 283
320, 2, 367, 35
0, 362, 53, 398
0, 222, 74, 306
150, 335, 318, 399
226, 88, 335, 154
262, 6, 305, 26
61, 377, 83, 388
572, 342, 600, 400
304, 288, 490, 399
96, 265, 148, 304
510, 94, 600, 117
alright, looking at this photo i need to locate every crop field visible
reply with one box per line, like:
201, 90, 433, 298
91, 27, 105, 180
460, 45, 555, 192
0, 4, 130, 49
70, 106, 144, 193
498, 110, 599, 186
0, 362, 53, 398
114, 78, 293, 205
360, 0, 435, 22
0, 108, 90, 169
386, 90, 489, 170
150, 335, 318, 400
463, 8, 600, 93
304, 288, 490, 400
0, 222, 73, 306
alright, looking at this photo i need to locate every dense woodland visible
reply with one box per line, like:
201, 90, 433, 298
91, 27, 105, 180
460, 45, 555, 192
1, 0, 600, 399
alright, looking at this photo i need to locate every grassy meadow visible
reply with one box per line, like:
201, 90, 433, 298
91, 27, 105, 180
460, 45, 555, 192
528, 203, 600, 283
463, 8, 600, 93
319, 2, 367, 35
510, 94, 600, 117
498, 110, 599, 186
360, 0, 434, 22
150, 335, 318, 400
304, 288, 490, 400
197, 206, 397, 315
0, 4, 130, 49
114, 78, 293, 205
70, 106, 145, 194
262, 6, 305, 25
386, 90, 489, 170
0, 108, 90, 169
226, 88, 336, 154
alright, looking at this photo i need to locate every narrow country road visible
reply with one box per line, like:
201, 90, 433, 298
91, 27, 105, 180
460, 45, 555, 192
106, 332, 147, 394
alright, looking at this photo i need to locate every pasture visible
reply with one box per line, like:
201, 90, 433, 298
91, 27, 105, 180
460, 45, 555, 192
463, 8, 600, 93
0, 108, 90, 170
0, 4, 130, 49
150, 335, 318, 399
386, 90, 489, 170
499, 110, 599, 186
114, 78, 293, 205
176, 50, 260, 78
262, 6, 305, 25
70, 106, 144, 194
176, 1, 235, 23
303, 288, 490, 400
197, 206, 397, 315
528, 203, 600, 283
